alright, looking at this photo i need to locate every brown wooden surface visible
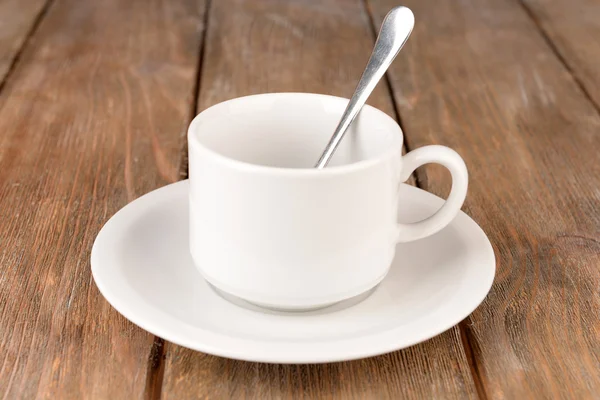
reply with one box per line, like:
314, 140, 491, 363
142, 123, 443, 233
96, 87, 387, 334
369, 0, 600, 398
0, 0, 599, 398
521, 0, 600, 107
0, 0, 49, 84
0, 0, 207, 398
162, 0, 477, 398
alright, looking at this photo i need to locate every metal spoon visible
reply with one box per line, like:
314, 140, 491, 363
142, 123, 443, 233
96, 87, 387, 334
314, 6, 414, 168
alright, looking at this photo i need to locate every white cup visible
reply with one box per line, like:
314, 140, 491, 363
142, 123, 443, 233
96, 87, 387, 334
188, 93, 468, 310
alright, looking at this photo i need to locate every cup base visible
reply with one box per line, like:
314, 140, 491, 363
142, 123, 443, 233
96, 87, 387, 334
209, 283, 379, 314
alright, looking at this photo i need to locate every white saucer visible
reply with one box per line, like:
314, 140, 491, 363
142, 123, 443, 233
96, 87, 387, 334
91, 180, 495, 363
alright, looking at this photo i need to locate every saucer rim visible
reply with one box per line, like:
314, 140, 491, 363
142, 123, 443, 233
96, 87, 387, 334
91, 180, 495, 364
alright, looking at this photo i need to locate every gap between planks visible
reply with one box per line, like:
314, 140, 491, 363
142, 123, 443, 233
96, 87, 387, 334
177, 0, 214, 180
516, 0, 600, 114
0, 0, 55, 93
459, 322, 488, 400
145, 337, 167, 400
145, 0, 213, 398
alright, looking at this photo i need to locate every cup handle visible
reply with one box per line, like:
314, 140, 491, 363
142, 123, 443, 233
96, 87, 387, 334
396, 145, 468, 243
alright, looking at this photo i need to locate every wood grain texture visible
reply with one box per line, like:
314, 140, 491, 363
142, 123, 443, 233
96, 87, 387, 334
164, 330, 474, 399
0, 0, 49, 84
162, 0, 478, 398
0, 0, 206, 398
520, 0, 600, 108
369, 0, 600, 398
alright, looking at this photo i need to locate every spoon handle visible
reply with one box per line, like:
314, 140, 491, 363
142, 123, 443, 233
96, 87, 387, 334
315, 6, 414, 169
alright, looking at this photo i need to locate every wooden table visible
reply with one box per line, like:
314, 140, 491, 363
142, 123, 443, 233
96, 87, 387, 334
1, 0, 599, 398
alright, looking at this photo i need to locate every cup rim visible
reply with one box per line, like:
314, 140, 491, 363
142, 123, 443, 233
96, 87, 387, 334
188, 92, 404, 176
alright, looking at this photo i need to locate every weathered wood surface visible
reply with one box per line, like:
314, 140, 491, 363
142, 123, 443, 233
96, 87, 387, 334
0, 0, 49, 84
369, 0, 600, 398
161, 0, 478, 399
0, 0, 207, 398
1, 0, 600, 398
521, 0, 600, 107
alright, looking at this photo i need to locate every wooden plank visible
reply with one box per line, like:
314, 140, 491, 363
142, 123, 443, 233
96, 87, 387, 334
162, 1, 478, 399
0, 0, 206, 398
520, 0, 600, 108
0, 0, 49, 84
368, 0, 600, 398
163, 331, 474, 399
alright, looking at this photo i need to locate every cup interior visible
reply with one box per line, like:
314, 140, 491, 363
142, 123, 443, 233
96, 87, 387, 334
189, 93, 403, 169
